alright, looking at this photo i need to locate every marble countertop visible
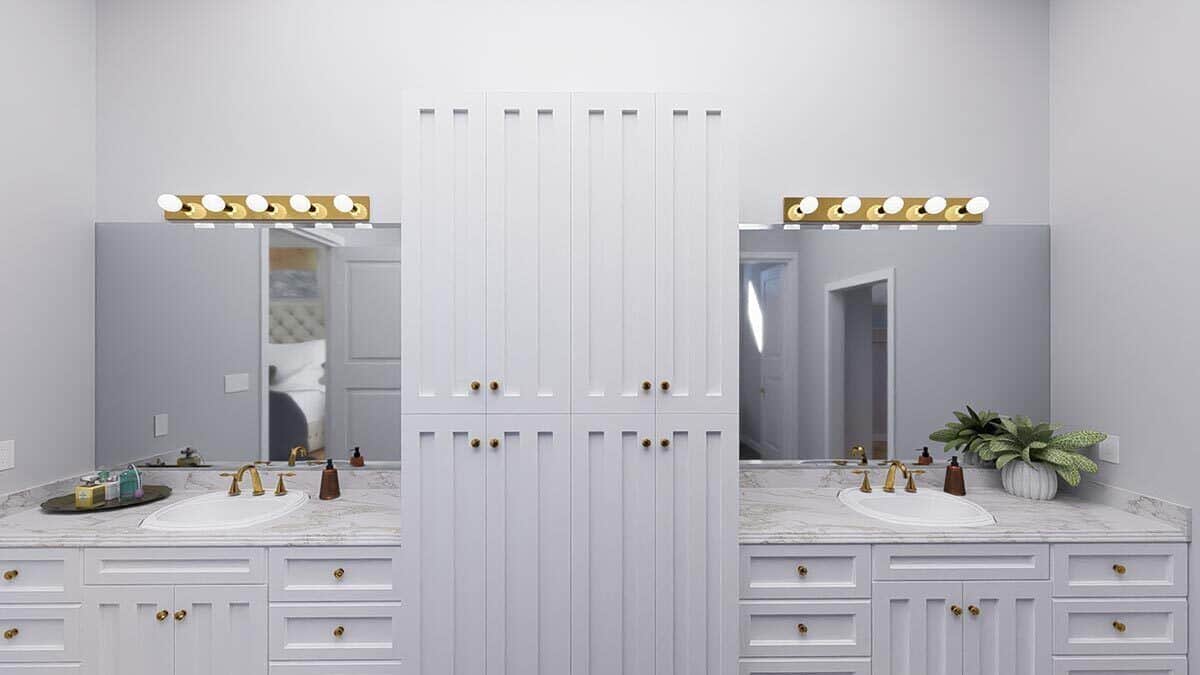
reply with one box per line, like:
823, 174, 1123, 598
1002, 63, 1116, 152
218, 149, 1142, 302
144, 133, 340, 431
740, 466, 1190, 544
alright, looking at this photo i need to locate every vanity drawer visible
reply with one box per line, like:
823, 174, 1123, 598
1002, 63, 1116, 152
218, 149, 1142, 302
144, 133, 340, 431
269, 547, 403, 602
0, 666, 83, 674
873, 543, 1049, 581
1053, 656, 1188, 675
739, 600, 870, 658
740, 545, 870, 599
1052, 599, 1188, 655
269, 603, 406, 661
739, 658, 871, 674
0, 605, 80, 663
0, 550, 81, 603
1052, 544, 1187, 597
84, 547, 266, 585
270, 662, 407, 674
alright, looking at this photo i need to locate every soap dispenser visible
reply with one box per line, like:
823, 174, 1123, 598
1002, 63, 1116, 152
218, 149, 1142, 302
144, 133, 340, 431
349, 447, 365, 468
917, 447, 933, 465
944, 455, 966, 496
319, 459, 341, 500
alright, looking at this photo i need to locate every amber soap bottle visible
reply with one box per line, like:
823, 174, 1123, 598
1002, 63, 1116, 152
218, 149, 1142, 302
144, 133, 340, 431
319, 459, 341, 500
944, 455, 966, 496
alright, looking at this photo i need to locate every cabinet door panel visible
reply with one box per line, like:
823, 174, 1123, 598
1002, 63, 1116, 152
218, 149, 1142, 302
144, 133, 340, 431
872, 581, 963, 675
400, 415, 486, 675
174, 585, 267, 675
570, 94, 656, 414
569, 414, 657, 675
655, 95, 738, 414
82, 586, 173, 675
400, 92, 486, 413
484, 94, 572, 413
963, 581, 1051, 675
485, 415, 573, 674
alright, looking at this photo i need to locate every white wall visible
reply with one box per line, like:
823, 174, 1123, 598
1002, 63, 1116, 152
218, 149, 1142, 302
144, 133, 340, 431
0, 0, 96, 494
1049, 0, 1200, 666
95, 0, 1050, 226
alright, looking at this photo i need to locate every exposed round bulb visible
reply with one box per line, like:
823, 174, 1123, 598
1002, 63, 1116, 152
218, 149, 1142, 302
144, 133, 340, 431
798, 196, 820, 215
965, 196, 990, 215
924, 196, 947, 215
882, 196, 905, 215
245, 194, 269, 213
332, 194, 355, 214
289, 194, 313, 213
157, 194, 184, 212
201, 194, 226, 213
840, 196, 862, 215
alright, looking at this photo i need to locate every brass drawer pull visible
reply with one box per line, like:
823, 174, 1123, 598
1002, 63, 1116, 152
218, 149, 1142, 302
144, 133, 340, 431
641, 438, 652, 448
333, 567, 345, 579
3, 628, 17, 640
642, 380, 652, 391
950, 605, 963, 616
1112, 620, 1126, 633
796, 564, 808, 577
968, 605, 980, 616
174, 610, 187, 622
660, 438, 670, 448
489, 380, 500, 391
470, 380, 481, 391
660, 380, 670, 391
2, 570, 16, 581
1113, 563, 1127, 575
470, 438, 481, 448
156, 610, 169, 622
333, 625, 345, 638
489, 438, 500, 449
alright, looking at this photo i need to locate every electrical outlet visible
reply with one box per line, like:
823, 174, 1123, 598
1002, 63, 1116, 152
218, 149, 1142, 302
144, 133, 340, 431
1098, 434, 1120, 464
0, 440, 13, 471
154, 414, 169, 438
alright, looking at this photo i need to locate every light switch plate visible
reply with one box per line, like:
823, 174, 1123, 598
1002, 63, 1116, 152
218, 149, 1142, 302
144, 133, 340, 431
225, 372, 250, 393
0, 440, 13, 471
154, 414, 169, 438
1098, 434, 1119, 464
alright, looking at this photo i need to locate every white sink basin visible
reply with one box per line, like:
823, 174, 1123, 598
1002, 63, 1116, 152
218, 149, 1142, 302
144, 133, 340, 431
837, 487, 995, 528
140, 491, 309, 531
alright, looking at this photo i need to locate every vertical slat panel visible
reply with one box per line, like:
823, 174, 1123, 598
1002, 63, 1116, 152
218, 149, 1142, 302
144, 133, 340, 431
963, 580, 1052, 675
401, 93, 486, 413
624, 423, 656, 675
82, 586, 174, 675
873, 581, 964, 675
174, 586, 267, 675
590, 421, 623, 675
539, 422, 572, 675
571, 94, 656, 414
485, 94, 571, 413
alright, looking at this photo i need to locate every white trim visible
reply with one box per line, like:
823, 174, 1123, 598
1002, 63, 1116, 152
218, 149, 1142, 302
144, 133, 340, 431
258, 228, 270, 461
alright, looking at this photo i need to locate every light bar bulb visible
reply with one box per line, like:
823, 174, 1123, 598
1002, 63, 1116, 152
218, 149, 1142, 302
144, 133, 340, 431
289, 194, 313, 213
157, 194, 184, 213
798, 196, 820, 215
245, 194, 269, 213
333, 194, 355, 214
965, 196, 990, 215
201, 194, 227, 213
923, 196, 947, 215
839, 196, 862, 215
882, 196, 905, 215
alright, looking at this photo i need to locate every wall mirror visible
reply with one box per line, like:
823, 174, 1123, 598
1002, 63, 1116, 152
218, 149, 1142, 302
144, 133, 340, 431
95, 223, 401, 467
739, 225, 1050, 464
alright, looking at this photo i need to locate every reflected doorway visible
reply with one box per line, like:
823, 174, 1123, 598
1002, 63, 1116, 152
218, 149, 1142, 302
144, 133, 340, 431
739, 253, 799, 460
825, 269, 893, 461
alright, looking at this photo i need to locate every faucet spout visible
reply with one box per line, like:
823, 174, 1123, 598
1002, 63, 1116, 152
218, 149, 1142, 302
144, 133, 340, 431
288, 446, 310, 467
231, 464, 266, 496
882, 460, 911, 493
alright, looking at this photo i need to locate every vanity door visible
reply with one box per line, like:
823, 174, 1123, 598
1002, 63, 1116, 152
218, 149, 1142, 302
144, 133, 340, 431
962, 581, 1051, 675
173, 585, 267, 675
81, 586, 174, 675
872, 581, 964, 675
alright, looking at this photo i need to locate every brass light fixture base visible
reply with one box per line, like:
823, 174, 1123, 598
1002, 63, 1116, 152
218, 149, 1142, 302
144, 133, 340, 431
783, 197, 983, 225
163, 195, 371, 222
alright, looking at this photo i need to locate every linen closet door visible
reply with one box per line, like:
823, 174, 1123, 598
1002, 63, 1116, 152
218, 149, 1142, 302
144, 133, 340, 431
570, 94, 657, 414
484, 94, 572, 414
401, 93, 487, 414
654, 95, 738, 414
400, 415, 488, 675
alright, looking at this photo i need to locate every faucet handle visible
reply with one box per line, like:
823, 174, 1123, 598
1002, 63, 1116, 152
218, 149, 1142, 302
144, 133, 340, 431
274, 472, 297, 496
219, 472, 241, 496
852, 469, 872, 493
905, 469, 926, 493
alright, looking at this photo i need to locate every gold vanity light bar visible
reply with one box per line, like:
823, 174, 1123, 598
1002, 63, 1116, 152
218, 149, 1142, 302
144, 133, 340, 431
158, 194, 371, 222
782, 196, 988, 224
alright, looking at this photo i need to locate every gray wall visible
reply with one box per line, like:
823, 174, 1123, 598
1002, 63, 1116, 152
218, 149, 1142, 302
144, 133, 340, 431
95, 224, 261, 467
1048, 1, 1199, 665
743, 227, 1051, 459
0, 0, 96, 494
94, 0, 1050, 226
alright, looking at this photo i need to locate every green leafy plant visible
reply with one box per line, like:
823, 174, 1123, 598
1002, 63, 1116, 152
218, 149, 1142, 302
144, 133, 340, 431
928, 405, 1002, 458
977, 415, 1105, 487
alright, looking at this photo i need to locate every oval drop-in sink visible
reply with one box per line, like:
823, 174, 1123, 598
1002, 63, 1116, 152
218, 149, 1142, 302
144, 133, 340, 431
140, 491, 309, 531
837, 487, 995, 528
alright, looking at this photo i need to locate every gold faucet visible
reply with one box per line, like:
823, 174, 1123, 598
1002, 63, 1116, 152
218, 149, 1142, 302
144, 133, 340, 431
849, 445, 868, 465
288, 446, 309, 467
883, 460, 913, 493
223, 464, 266, 496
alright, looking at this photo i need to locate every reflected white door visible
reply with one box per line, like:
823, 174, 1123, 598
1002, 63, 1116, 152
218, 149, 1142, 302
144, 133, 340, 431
758, 264, 788, 457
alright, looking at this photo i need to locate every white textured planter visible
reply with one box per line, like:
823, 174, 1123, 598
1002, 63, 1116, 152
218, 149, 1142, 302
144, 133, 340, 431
1001, 460, 1059, 500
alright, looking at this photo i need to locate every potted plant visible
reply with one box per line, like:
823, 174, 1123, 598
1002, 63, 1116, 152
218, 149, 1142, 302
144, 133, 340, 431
928, 406, 1002, 465
977, 416, 1106, 500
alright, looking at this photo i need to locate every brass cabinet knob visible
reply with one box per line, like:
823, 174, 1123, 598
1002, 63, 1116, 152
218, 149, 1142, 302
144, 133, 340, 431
1112, 620, 1126, 633
1113, 563, 1127, 575
489, 438, 500, 449
796, 564, 808, 577
660, 438, 670, 448
2, 570, 17, 581
489, 380, 500, 391
333, 567, 345, 579
470, 380, 482, 391
156, 610, 169, 622
660, 380, 670, 391
641, 438, 652, 448
174, 610, 187, 622
796, 623, 808, 635
641, 380, 652, 391
3, 628, 17, 640
333, 625, 345, 638
470, 438, 482, 448
950, 605, 963, 616
968, 605, 980, 616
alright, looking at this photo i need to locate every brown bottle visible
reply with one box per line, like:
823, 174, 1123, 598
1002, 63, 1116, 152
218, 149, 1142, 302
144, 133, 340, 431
349, 447, 365, 468
944, 455, 966, 496
319, 459, 341, 500
917, 447, 933, 465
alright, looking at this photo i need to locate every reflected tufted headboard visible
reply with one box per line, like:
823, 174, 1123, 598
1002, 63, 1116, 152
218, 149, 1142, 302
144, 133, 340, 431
270, 301, 325, 343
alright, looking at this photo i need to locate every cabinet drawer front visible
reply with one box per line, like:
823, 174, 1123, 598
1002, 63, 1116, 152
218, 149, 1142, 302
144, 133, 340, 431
740, 600, 870, 658
269, 603, 406, 661
0, 550, 80, 603
873, 544, 1049, 580
84, 548, 266, 585
1053, 599, 1188, 655
741, 545, 870, 599
270, 662, 407, 674
739, 658, 871, 675
269, 547, 402, 602
0, 665, 83, 674
0, 605, 79, 663
1052, 544, 1188, 597
1053, 656, 1188, 675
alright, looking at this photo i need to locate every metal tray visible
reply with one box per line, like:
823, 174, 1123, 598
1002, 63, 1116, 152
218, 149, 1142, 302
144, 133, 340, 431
41, 485, 172, 513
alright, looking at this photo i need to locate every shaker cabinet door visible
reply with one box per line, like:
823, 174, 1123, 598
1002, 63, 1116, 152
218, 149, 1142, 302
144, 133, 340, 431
962, 581, 1052, 675
81, 586, 174, 675
872, 581, 964, 675
173, 585, 268, 675
400, 92, 487, 414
